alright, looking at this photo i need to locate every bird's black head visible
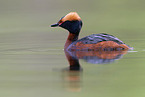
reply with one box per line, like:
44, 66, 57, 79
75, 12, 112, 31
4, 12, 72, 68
51, 12, 83, 35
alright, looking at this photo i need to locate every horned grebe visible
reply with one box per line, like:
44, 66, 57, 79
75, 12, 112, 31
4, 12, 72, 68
51, 12, 131, 51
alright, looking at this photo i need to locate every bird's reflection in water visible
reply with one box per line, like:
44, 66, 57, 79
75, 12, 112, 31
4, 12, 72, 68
63, 50, 128, 92
65, 50, 128, 68
69, 50, 127, 64
62, 69, 82, 92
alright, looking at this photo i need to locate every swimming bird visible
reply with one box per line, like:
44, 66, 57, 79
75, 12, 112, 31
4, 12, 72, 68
51, 12, 131, 51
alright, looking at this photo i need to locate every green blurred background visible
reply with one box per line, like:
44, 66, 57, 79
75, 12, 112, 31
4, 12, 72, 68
1, 0, 145, 50
0, 0, 145, 97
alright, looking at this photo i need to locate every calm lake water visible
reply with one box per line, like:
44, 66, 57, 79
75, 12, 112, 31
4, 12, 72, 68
1, 0, 145, 97
0, 30, 145, 97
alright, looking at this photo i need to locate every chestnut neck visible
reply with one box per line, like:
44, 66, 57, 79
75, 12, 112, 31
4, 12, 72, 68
64, 33, 79, 50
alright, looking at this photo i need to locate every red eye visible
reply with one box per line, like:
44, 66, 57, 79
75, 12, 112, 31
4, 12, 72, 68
59, 21, 64, 25
58, 16, 65, 23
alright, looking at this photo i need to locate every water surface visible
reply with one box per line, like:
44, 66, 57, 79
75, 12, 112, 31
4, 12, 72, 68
1, 0, 145, 97
0, 30, 145, 97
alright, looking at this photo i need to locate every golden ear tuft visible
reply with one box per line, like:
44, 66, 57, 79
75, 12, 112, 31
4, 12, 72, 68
61, 12, 81, 22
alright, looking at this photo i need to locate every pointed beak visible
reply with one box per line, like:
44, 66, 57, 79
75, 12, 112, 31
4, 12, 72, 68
51, 23, 59, 27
